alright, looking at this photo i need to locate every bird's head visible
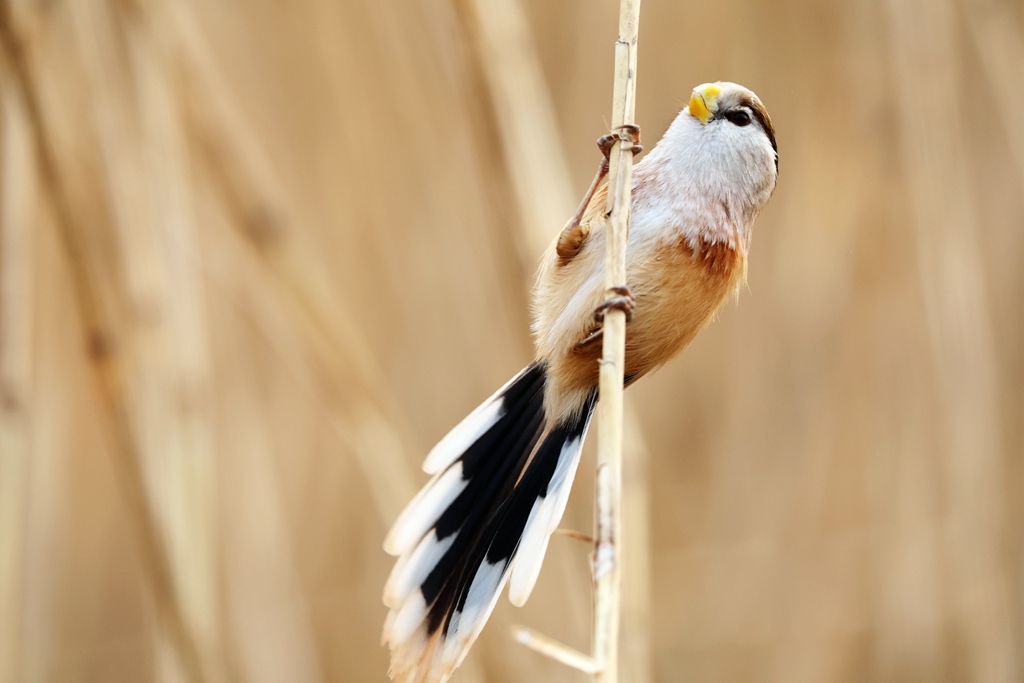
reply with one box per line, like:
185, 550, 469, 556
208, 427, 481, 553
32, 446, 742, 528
687, 82, 776, 167
645, 82, 778, 223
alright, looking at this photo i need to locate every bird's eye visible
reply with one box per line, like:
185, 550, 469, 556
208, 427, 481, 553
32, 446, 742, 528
724, 110, 751, 127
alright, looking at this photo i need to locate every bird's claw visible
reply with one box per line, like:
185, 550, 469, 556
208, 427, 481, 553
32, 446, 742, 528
597, 124, 643, 159
594, 285, 635, 323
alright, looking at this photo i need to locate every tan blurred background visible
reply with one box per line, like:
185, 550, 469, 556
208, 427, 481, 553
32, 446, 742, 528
1, 0, 1022, 681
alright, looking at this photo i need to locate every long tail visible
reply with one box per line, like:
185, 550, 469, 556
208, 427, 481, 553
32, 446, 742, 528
382, 361, 596, 683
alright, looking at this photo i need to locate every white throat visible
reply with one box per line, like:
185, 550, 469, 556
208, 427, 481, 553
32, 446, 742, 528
630, 111, 776, 253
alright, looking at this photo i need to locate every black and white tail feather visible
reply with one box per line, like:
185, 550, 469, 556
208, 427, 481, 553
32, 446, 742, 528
382, 361, 596, 683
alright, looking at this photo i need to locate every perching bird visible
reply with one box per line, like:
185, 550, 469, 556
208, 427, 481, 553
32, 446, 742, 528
382, 82, 778, 682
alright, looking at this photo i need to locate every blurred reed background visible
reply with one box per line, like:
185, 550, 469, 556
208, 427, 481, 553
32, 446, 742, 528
0, 0, 1022, 681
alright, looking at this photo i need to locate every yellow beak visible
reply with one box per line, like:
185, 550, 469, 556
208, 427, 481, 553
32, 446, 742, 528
689, 83, 722, 125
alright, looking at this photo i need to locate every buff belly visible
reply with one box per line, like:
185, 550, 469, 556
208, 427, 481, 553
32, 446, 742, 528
550, 238, 746, 402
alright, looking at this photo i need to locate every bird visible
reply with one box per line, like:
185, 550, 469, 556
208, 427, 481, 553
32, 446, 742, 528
382, 81, 778, 683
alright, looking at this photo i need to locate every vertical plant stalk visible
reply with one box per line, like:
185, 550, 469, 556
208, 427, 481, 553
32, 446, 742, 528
0, 6, 208, 683
453, 0, 654, 676
885, 0, 1013, 679
961, 0, 1024, 189
453, 0, 576, 260
163, 0, 419, 525
0, 58, 36, 683
594, 1, 640, 681
66, 1, 225, 680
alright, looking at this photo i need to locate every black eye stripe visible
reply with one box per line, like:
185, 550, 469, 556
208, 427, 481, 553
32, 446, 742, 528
710, 92, 778, 175
737, 96, 778, 156
724, 109, 752, 126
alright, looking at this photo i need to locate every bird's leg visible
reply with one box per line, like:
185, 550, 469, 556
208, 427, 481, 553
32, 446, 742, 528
556, 125, 643, 264
556, 159, 609, 263
594, 285, 635, 323
583, 125, 643, 225
570, 157, 609, 231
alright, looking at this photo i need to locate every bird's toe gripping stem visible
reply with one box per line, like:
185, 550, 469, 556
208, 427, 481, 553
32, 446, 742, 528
594, 285, 636, 323
597, 124, 643, 159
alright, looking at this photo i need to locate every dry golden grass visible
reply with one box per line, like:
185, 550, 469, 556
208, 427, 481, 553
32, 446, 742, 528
0, 0, 1022, 682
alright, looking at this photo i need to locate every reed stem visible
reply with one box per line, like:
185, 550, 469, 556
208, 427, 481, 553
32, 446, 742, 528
594, 1, 641, 681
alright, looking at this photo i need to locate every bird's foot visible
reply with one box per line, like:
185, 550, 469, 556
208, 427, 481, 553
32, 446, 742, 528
597, 124, 642, 159
594, 285, 635, 323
